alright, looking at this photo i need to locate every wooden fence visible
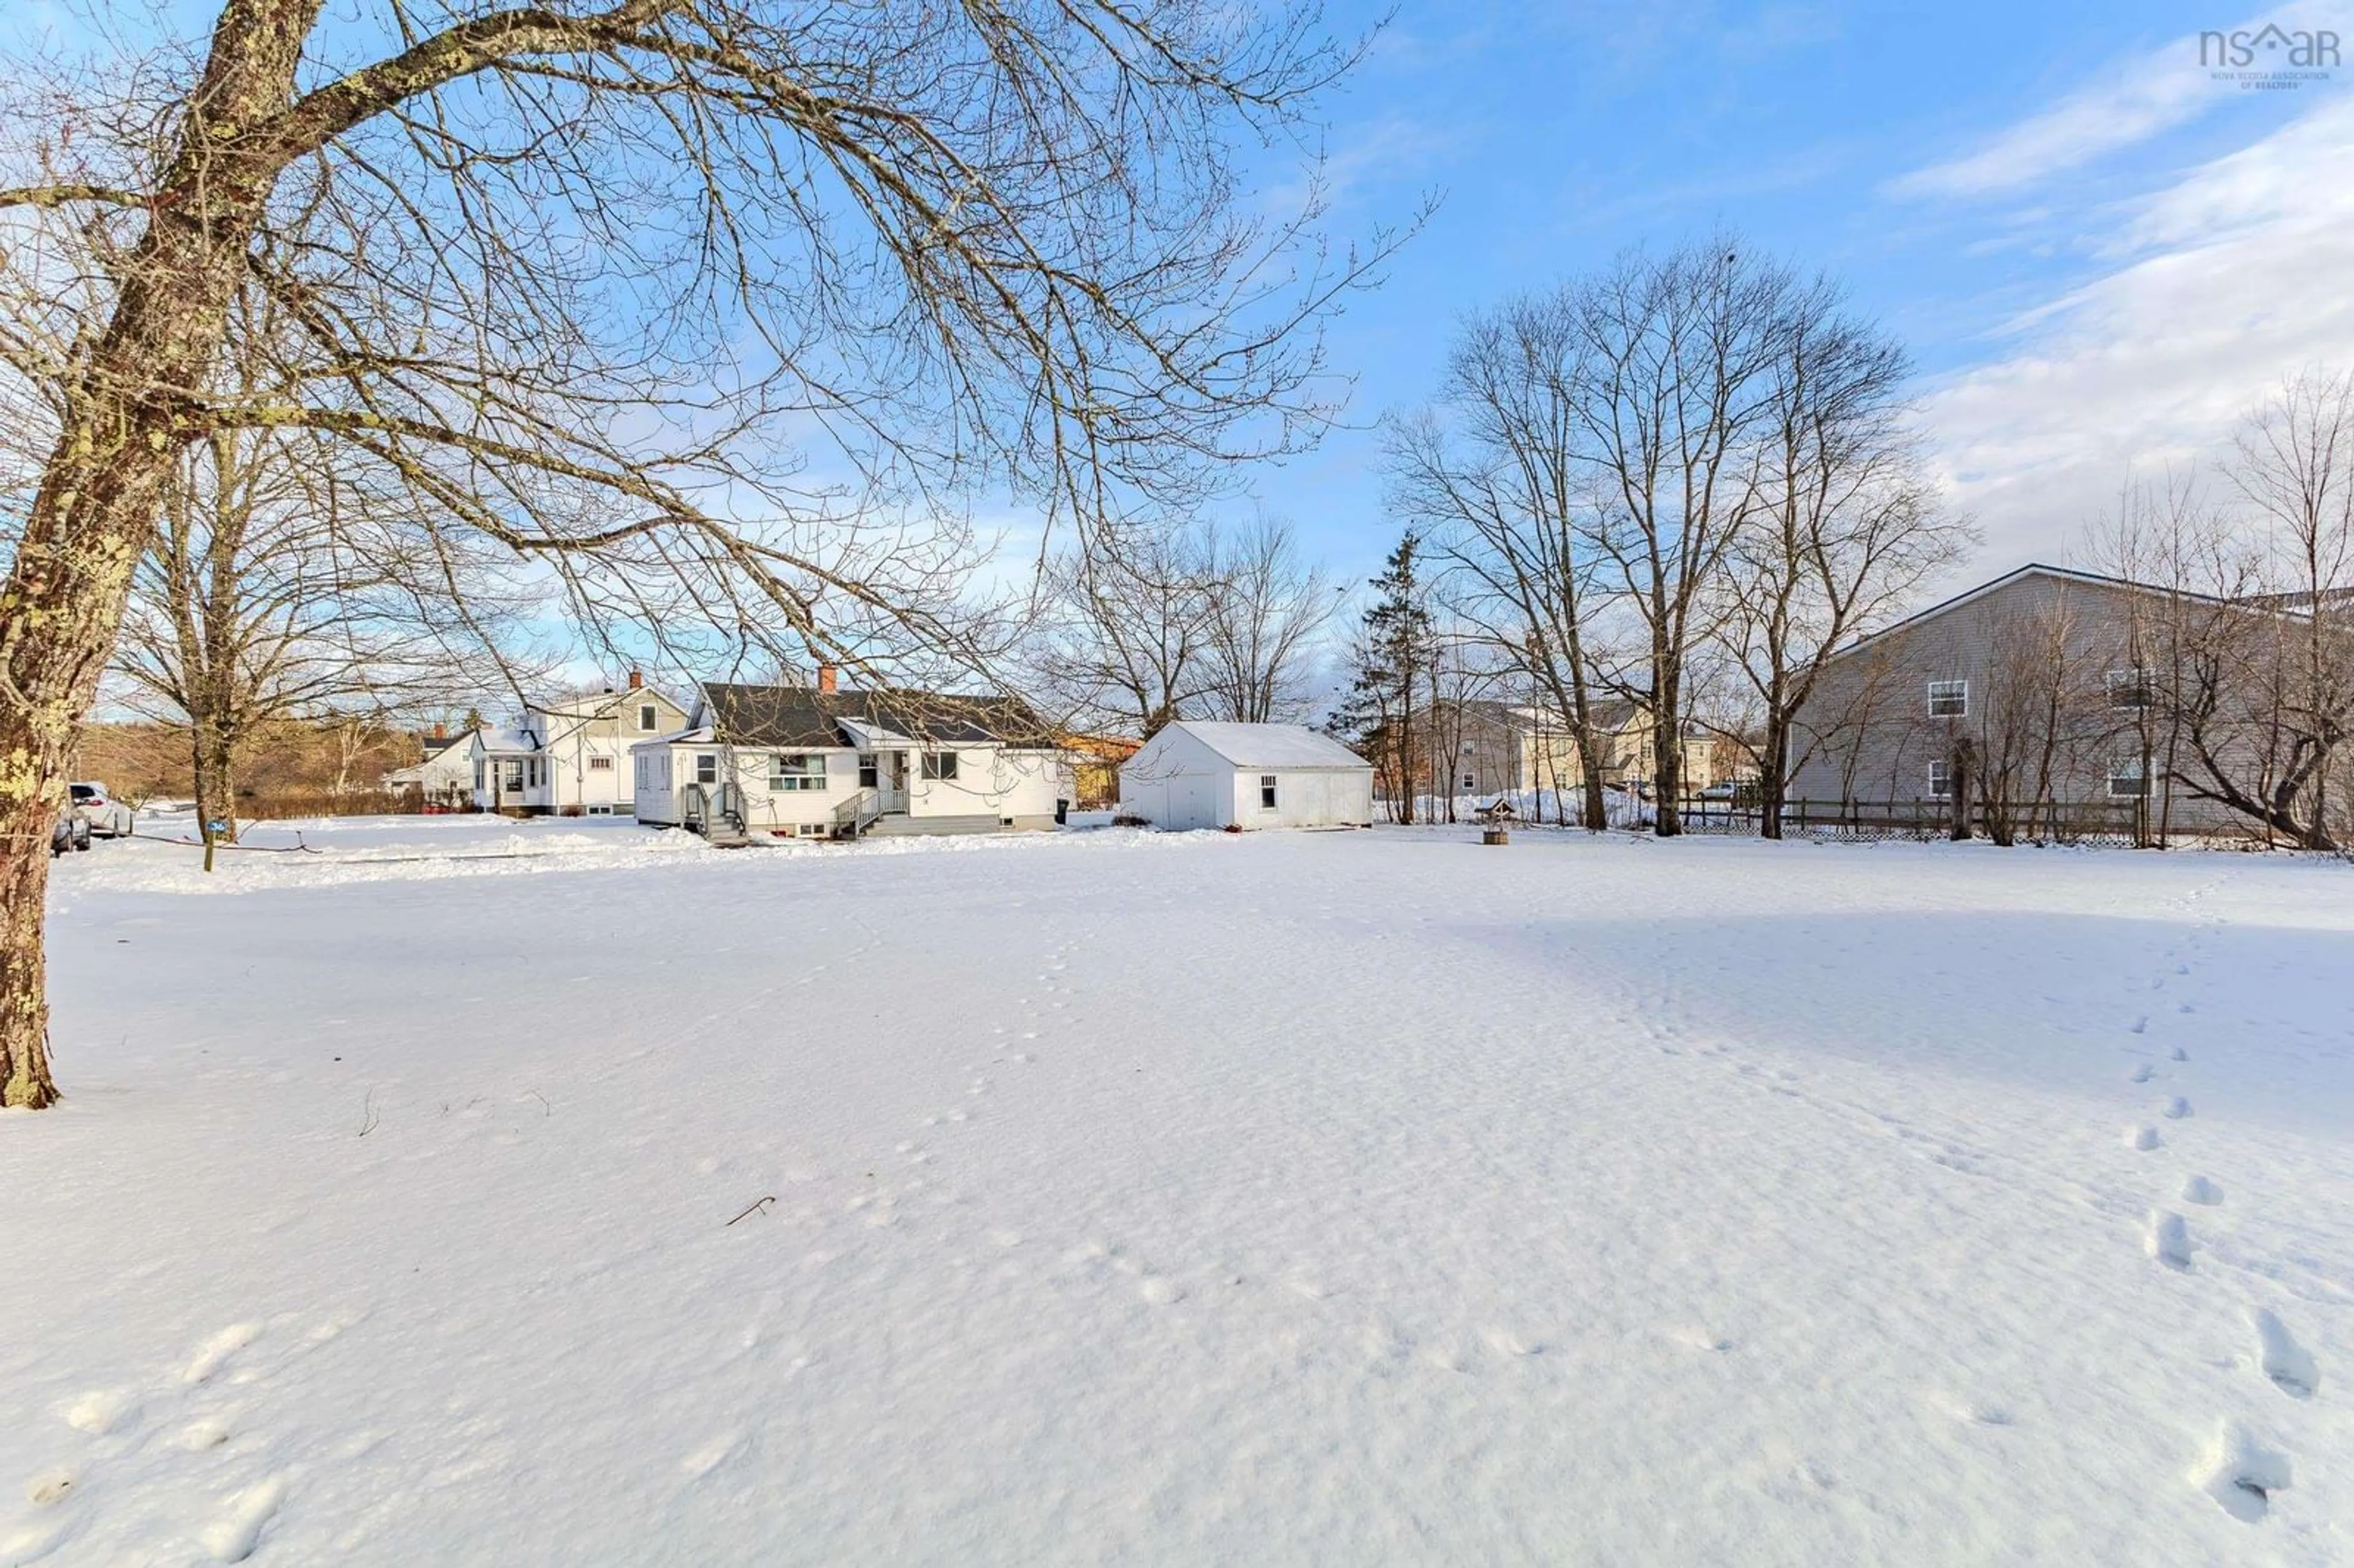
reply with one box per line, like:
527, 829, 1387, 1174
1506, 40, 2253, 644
1672, 796, 2146, 847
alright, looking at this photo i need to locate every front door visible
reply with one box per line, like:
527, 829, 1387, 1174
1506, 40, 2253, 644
886, 750, 910, 812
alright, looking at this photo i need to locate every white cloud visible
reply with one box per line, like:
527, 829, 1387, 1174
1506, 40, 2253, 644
1890, 2, 2353, 199
1919, 93, 2354, 568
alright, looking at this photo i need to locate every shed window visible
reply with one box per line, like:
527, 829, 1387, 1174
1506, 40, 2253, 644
695, 753, 718, 785
638, 703, 660, 731
1927, 680, 1968, 718
923, 752, 959, 782
1926, 759, 1951, 799
769, 753, 828, 791
2109, 758, 2149, 798
1260, 774, 1278, 809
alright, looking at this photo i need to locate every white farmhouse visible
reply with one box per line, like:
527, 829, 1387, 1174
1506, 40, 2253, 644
632, 676, 1065, 839
472, 677, 693, 815
384, 726, 477, 808
1117, 721, 1373, 831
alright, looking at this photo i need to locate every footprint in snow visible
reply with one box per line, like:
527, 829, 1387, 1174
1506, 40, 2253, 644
2192, 1421, 2289, 1523
200, 1475, 287, 1563
185, 1323, 263, 1385
2162, 1096, 2194, 1120
0, 1517, 69, 1566
2127, 1125, 2162, 1152
23, 1467, 75, 1507
2128, 1016, 2149, 1035
2171, 1045, 2190, 1062
2181, 1174, 2224, 1206
2252, 1309, 2320, 1398
177, 1418, 232, 1452
2146, 1210, 2193, 1269
2129, 1063, 2155, 1084
679, 1434, 741, 1478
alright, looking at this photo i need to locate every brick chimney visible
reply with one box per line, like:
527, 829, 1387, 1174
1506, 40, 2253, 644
430, 721, 446, 740
627, 668, 643, 690
816, 663, 838, 694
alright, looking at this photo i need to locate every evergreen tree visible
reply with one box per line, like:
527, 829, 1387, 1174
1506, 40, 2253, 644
1330, 532, 1436, 823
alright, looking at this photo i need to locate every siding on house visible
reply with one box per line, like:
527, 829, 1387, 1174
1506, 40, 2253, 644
1786, 565, 2256, 834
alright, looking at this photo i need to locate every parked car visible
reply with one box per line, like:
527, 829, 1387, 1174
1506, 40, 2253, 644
51, 810, 90, 856
69, 781, 135, 839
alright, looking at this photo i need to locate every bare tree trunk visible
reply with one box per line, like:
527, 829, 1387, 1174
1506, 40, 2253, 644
0, 0, 313, 1103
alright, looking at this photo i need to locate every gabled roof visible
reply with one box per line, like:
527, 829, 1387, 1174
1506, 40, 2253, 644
698, 682, 1053, 749
473, 726, 540, 753
1160, 721, 1369, 770
1826, 561, 2234, 666
528, 687, 686, 718
1452, 696, 1642, 733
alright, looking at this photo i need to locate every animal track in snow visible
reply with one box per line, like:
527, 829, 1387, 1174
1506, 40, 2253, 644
2181, 1174, 2223, 1206
23, 1467, 75, 1507
62, 1390, 135, 1436
2146, 1210, 2192, 1269
2252, 1309, 2319, 1398
2129, 1063, 2155, 1084
2161, 1096, 2194, 1120
2191, 1421, 2290, 1523
200, 1475, 287, 1562
184, 1323, 263, 1385
2127, 1125, 2162, 1152
0, 1517, 69, 1566
177, 1418, 232, 1452
679, 1433, 741, 1477
2171, 1045, 2190, 1062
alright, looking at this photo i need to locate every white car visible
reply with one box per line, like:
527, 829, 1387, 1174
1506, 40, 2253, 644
69, 781, 135, 839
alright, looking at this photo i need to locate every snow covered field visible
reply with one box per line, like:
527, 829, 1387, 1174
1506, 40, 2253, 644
6, 818, 2352, 1564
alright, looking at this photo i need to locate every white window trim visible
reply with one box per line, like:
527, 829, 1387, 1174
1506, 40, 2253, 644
1926, 679, 1968, 718
638, 702, 660, 731
768, 753, 829, 792
2105, 668, 2155, 710
2108, 758, 2150, 798
1926, 759, 1952, 799
1259, 772, 1278, 810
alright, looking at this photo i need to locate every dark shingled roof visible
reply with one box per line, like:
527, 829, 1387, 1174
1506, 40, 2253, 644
699, 683, 1053, 749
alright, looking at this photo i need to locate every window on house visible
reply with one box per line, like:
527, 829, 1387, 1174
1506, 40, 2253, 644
503, 760, 525, 793
923, 752, 959, 782
695, 753, 718, 785
588, 755, 614, 772
474, 761, 484, 790
530, 758, 543, 788
1461, 774, 1477, 791
2106, 669, 2157, 709
638, 703, 659, 731
1260, 774, 1278, 809
2109, 758, 2150, 797
768, 753, 828, 791
858, 753, 879, 789
1926, 759, 1951, 799
1927, 680, 1968, 718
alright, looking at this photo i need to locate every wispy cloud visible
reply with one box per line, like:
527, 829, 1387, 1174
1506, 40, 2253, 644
1889, 2, 2352, 200
1919, 92, 2354, 565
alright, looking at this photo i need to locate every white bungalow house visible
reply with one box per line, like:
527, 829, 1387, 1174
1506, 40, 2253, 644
384, 726, 477, 808
471, 677, 691, 815
1117, 721, 1374, 831
632, 676, 1065, 839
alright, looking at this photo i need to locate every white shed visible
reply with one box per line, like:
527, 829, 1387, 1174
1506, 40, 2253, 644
1117, 721, 1374, 831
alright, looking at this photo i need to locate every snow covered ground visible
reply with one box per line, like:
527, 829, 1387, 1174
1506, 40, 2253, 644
6, 818, 2352, 1564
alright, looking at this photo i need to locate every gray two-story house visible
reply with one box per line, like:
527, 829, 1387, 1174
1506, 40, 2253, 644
1786, 563, 2310, 842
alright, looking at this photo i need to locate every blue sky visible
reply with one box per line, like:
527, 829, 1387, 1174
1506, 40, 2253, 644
1251, 0, 2354, 592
